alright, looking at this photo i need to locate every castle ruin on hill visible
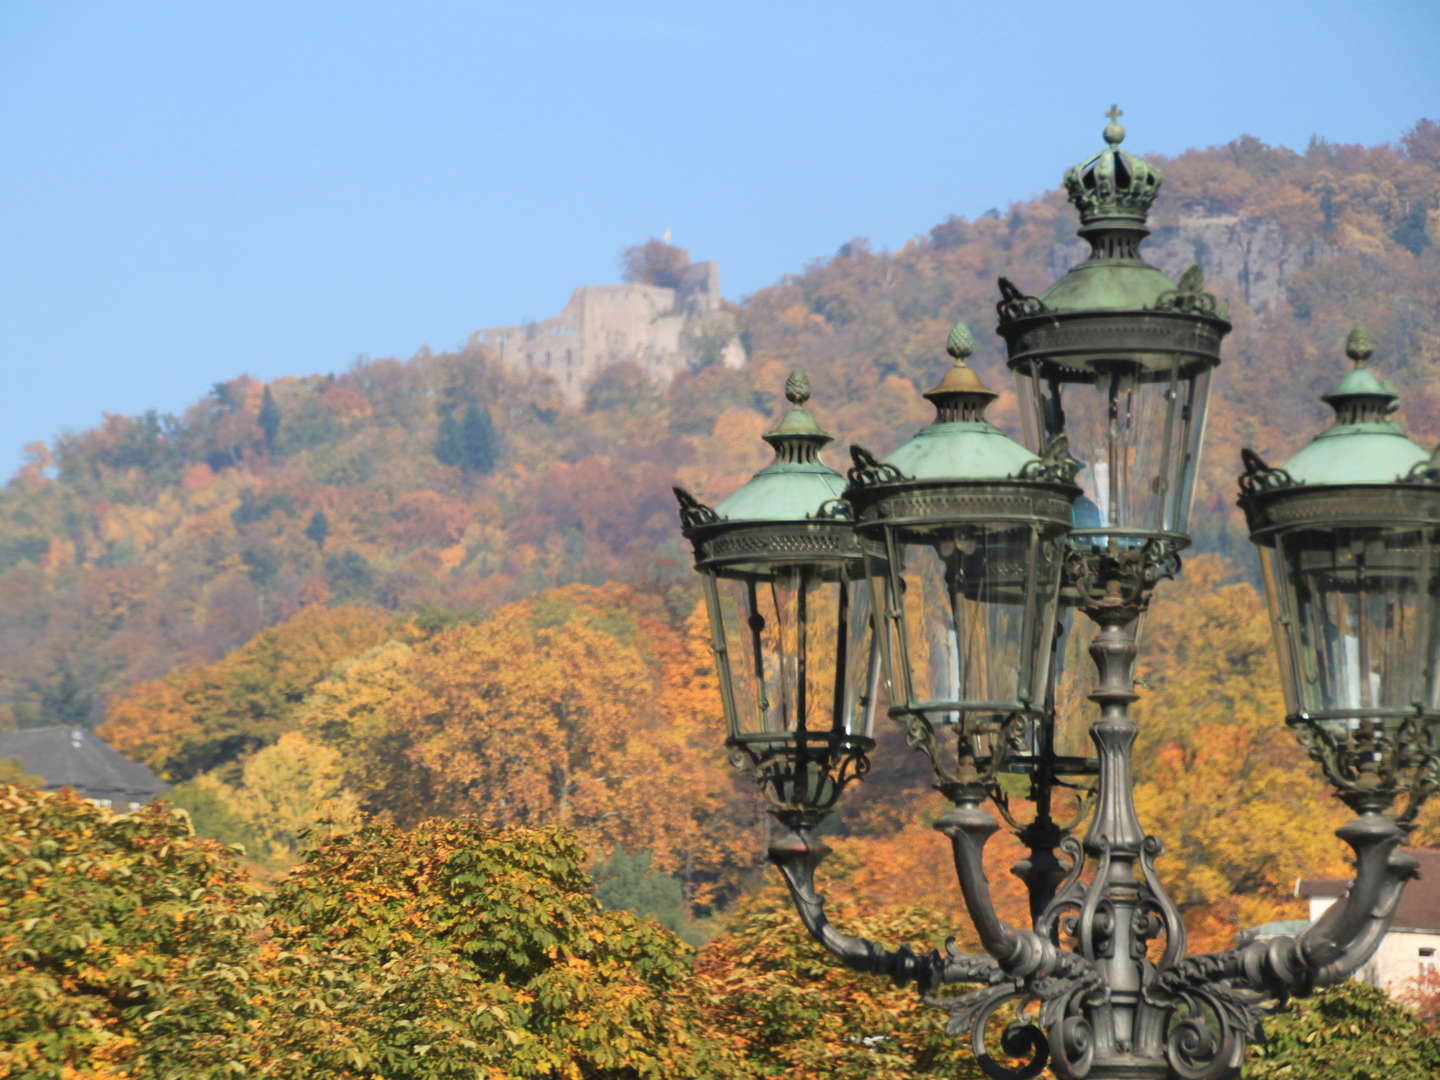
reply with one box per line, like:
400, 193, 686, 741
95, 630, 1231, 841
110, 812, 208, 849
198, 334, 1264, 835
470, 260, 746, 406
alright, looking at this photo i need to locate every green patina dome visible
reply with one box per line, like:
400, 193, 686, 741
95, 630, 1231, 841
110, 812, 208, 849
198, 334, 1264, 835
711, 370, 847, 522
1281, 325, 1430, 485
882, 323, 1040, 481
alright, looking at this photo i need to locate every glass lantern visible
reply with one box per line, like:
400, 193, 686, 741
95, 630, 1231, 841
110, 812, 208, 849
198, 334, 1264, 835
675, 372, 881, 823
1240, 327, 1440, 816
844, 326, 1080, 795
996, 114, 1230, 550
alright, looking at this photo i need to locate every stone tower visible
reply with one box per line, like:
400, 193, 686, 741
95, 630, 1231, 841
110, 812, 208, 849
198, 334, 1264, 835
470, 261, 746, 405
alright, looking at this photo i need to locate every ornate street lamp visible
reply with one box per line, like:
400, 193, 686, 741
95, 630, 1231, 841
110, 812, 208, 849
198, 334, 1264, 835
845, 324, 1092, 922
673, 111, 1440, 1080
998, 105, 1230, 566
673, 372, 880, 829
1239, 326, 1440, 821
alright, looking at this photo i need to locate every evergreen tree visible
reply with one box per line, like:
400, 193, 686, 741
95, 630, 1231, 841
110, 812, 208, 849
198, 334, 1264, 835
304, 509, 329, 549
258, 386, 281, 453
433, 403, 462, 466
593, 847, 687, 936
37, 659, 93, 728
458, 401, 499, 474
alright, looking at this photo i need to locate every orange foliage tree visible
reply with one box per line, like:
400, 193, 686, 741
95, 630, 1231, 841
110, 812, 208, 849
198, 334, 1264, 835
299, 584, 762, 908
99, 605, 392, 780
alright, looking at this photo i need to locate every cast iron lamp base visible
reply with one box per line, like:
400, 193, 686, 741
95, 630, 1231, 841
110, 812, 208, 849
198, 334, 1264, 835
765, 550, 1420, 1080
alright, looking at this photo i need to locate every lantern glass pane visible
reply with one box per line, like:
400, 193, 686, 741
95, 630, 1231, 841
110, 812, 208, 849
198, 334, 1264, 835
714, 564, 877, 742
1257, 545, 1303, 720
1014, 358, 1212, 540
1270, 525, 1440, 724
874, 523, 1062, 728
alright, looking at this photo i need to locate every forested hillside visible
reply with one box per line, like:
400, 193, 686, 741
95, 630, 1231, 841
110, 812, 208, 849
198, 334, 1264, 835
3, 122, 1439, 946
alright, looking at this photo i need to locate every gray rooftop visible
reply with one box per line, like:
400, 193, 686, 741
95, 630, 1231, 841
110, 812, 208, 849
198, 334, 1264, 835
0, 725, 167, 808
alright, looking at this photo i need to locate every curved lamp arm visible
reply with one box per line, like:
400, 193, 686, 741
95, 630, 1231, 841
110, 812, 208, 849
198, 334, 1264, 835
1157, 813, 1417, 999
1313, 846, 1419, 986
936, 793, 1088, 982
768, 826, 1002, 993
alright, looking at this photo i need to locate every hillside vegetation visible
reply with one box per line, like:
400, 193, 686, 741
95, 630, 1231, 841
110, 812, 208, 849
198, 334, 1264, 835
2, 122, 1439, 948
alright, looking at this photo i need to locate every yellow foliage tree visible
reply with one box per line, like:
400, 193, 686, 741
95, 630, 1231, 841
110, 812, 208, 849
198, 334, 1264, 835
302, 585, 762, 908
205, 730, 362, 865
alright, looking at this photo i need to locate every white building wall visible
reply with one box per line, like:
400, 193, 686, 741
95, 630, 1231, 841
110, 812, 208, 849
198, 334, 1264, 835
1308, 894, 1440, 994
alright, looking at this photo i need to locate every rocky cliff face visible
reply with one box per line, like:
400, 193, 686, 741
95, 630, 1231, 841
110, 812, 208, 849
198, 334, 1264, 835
1049, 214, 1334, 312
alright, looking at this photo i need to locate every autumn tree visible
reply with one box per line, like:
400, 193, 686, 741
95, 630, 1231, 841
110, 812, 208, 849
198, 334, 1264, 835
188, 730, 362, 867
304, 507, 328, 548
621, 237, 690, 288
296, 585, 760, 907
268, 816, 745, 1078
99, 604, 392, 780
1246, 981, 1440, 1078
691, 872, 986, 1079
0, 784, 745, 1079
0, 785, 268, 1077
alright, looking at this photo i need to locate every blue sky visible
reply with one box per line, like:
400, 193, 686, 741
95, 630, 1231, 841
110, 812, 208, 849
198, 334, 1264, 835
2, 0, 1436, 477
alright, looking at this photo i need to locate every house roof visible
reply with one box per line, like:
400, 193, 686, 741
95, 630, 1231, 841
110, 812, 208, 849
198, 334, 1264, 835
0, 726, 167, 805
1297, 848, 1440, 933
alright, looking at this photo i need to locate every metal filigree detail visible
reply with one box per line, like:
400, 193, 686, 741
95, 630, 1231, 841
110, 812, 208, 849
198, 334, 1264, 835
928, 956, 1105, 1080
703, 529, 849, 560
847, 444, 905, 487
1147, 960, 1265, 1080
1138, 834, 1187, 968
1019, 433, 1082, 484
1062, 537, 1182, 616
813, 497, 853, 521
1287, 715, 1440, 820
855, 486, 1077, 528
899, 711, 1034, 794
1061, 109, 1163, 225
1150, 264, 1221, 317
1402, 444, 1440, 484
996, 276, 1047, 323
672, 485, 719, 530
728, 734, 872, 818
1237, 448, 1297, 494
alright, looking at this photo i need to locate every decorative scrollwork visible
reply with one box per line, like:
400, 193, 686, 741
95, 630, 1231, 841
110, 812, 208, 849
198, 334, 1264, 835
902, 712, 941, 765
1036, 836, 1089, 947
1037, 968, 1105, 1080
1150, 264, 1222, 317
672, 485, 720, 529
846, 444, 905, 488
941, 982, 1050, 1080
996, 276, 1048, 323
929, 956, 1105, 1080
1138, 834, 1187, 968
813, 497, 853, 521
1019, 433, 1083, 484
1237, 448, 1297, 494
1287, 714, 1440, 819
1148, 960, 1264, 1080
899, 710, 1034, 796
727, 734, 872, 817
1062, 537, 1181, 616
1402, 444, 1440, 485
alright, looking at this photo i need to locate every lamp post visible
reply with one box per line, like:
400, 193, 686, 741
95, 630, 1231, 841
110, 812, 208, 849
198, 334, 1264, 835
674, 112, 1440, 1080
